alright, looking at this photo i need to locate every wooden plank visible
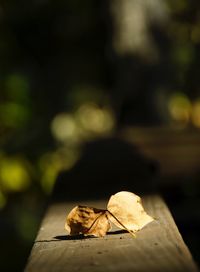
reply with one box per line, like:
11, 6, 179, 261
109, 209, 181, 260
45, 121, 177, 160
25, 195, 199, 272
121, 127, 200, 177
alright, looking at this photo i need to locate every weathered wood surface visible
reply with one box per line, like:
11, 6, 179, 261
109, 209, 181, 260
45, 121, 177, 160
25, 195, 198, 272
121, 127, 200, 177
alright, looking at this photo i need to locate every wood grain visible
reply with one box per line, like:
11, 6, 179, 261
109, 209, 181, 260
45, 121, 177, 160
25, 195, 199, 272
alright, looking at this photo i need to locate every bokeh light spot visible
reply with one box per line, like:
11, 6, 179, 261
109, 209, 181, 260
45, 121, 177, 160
51, 113, 78, 143
76, 103, 115, 134
0, 158, 30, 192
168, 92, 191, 125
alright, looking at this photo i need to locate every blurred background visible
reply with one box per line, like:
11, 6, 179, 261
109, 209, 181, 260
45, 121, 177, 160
0, 0, 200, 271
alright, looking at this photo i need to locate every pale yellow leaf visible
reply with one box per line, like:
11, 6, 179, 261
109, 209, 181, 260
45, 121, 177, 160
107, 191, 154, 234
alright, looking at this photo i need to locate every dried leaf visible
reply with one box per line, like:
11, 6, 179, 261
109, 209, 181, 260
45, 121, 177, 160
65, 191, 154, 238
107, 191, 154, 235
65, 205, 111, 237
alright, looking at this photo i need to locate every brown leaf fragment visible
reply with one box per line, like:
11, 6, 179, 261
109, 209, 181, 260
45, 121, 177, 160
87, 212, 111, 237
65, 205, 111, 237
107, 191, 154, 235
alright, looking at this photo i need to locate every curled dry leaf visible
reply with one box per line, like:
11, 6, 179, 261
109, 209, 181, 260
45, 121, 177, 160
65, 206, 111, 237
65, 191, 154, 238
107, 191, 154, 235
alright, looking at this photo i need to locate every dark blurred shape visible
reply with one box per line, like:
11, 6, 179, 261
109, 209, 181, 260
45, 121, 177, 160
54, 137, 158, 201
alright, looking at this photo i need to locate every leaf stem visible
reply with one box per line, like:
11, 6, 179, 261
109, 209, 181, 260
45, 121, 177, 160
106, 210, 136, 238
87, 211, 106, 233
